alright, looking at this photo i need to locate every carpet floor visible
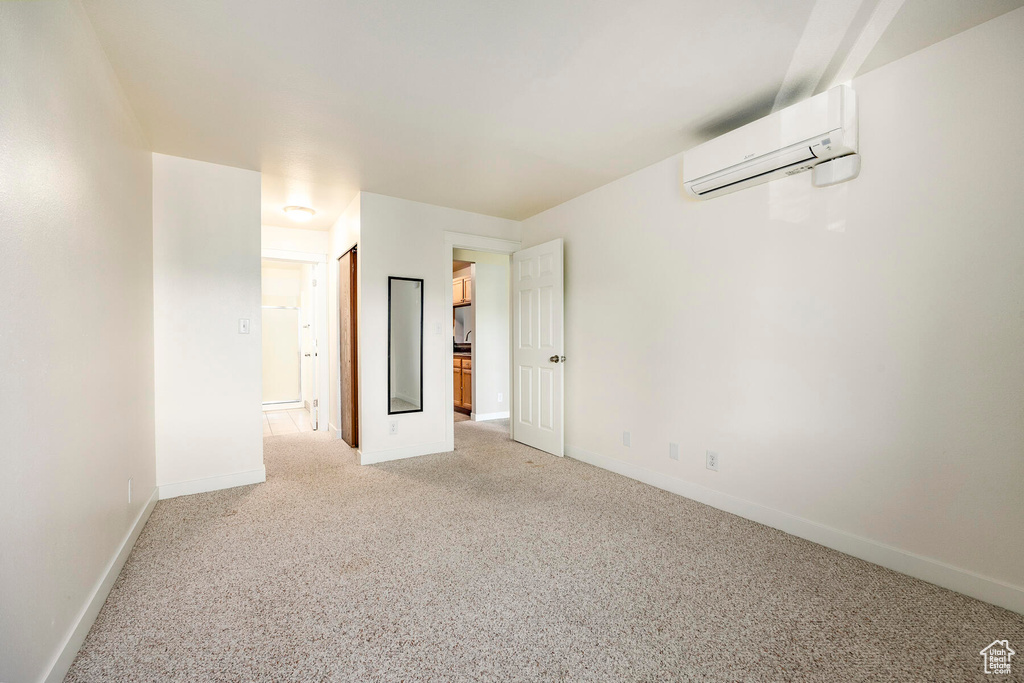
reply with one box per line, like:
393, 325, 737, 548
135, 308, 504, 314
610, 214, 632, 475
66, 420, 1023, 682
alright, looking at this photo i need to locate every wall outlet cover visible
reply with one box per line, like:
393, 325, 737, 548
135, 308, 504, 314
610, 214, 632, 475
389, 421, 398, 436
622, 431, 631, 447
669, 443, 679, 461
706, 450, 719, 471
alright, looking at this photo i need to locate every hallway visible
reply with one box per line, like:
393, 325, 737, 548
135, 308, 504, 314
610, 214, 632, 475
262, 407, 314, 436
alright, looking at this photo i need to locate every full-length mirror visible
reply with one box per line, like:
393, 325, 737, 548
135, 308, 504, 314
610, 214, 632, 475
388, 276, 424, 414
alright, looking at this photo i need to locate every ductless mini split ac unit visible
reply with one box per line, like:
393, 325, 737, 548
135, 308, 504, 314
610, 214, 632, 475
681, 85, 859, 200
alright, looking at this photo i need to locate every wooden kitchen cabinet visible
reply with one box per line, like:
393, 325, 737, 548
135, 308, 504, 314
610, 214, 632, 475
454, 357, 472, 411
453, 276, 472, 306
454, 365, 463, 405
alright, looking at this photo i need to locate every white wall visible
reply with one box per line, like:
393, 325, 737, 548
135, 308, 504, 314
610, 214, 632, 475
262, 224, 329, 255
0, 3, 156, 681
356, 193, 520, 462
153, 154, 264, 497
453, 305, 472, 342
520, 8, 1024, 611
261, 262, 303, 305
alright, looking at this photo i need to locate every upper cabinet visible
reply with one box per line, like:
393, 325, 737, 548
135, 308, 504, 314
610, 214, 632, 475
453, 276, 472, 306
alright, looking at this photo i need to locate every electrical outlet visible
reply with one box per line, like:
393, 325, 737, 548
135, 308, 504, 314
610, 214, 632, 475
128, 477, 133, 504
497, 392, 503, 403
622, 431, 631, 447
669, 443, 679, 461
389, 421, 398, 436
706, 450, 719, 471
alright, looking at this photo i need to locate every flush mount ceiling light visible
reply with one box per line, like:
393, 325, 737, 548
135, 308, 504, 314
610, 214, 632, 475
283, 205, 316, 221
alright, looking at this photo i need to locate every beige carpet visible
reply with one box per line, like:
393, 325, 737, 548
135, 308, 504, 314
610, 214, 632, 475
66, 420, 1023, 682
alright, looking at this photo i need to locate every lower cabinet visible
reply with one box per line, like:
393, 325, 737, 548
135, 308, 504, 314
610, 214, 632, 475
454, 357, 472, 411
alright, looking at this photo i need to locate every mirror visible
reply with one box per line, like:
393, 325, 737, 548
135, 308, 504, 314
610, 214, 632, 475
388, 277, 424, 414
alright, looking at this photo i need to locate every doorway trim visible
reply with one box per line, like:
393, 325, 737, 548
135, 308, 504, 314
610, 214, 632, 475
260, 248, 329, 431
442, 232, 521, 452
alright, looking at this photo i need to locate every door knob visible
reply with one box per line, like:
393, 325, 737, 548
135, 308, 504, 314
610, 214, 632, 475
549, 355, 566, 363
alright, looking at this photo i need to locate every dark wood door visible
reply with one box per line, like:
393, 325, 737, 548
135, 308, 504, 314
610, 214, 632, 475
339, 247, 359, 447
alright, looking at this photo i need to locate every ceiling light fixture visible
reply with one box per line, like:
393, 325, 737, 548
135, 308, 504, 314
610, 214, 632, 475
283, 205, 316, 221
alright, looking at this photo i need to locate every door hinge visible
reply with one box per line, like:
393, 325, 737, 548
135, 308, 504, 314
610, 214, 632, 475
313, 399, 318, 408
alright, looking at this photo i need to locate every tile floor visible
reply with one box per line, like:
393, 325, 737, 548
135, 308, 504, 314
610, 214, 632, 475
263, 407, 315, 436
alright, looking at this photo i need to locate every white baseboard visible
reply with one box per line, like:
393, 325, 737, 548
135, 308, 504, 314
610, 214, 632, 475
43, 487, 158, 683
157, 467, 266, 500
566, 445, 1024, 615
471, 411, 510, 421
359, 440, 449, 465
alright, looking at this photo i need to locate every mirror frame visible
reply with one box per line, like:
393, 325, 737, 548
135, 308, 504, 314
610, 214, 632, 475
387, 276, 425, 415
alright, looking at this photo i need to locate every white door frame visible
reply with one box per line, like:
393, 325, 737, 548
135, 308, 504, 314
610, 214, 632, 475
261, 249, 329, 430
442, 232, 521, 452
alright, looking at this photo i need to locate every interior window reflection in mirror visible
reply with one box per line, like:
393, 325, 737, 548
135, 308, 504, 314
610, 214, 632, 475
388, 276, 424, 414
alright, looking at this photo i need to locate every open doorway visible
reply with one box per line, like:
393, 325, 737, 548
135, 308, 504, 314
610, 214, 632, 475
451, 248, 512, 430
261, 257, 326, 436
445, 233, 565, 458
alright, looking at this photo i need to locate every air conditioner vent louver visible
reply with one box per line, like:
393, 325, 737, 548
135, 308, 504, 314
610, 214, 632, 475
691, 143, 818, 196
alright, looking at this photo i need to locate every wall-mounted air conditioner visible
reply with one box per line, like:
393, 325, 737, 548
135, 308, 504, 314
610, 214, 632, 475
681, 85, 858, 200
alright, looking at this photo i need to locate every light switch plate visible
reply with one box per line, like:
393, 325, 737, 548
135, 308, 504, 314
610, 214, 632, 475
238, 318, 251, 334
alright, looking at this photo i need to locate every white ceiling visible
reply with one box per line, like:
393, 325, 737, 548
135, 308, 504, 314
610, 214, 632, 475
81, 0, 1023, 227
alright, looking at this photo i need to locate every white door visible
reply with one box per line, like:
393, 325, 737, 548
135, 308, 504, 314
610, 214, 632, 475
308, 263, 320, 430
513, 239, 564, 456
